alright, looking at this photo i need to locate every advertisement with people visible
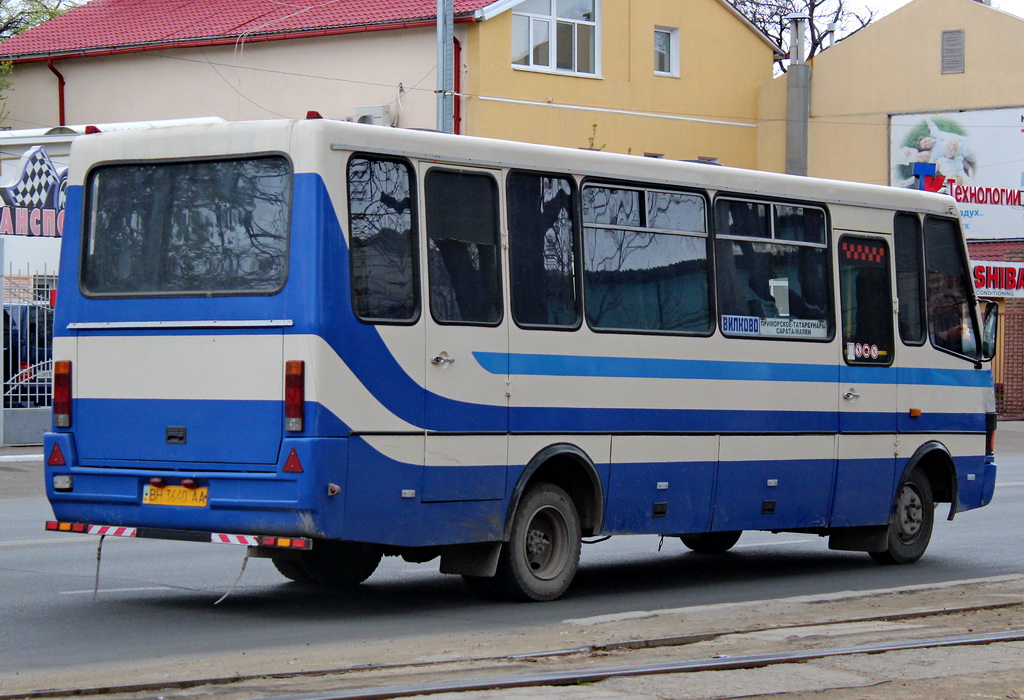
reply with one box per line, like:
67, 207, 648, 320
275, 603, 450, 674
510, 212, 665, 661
891, 107, 1024, 239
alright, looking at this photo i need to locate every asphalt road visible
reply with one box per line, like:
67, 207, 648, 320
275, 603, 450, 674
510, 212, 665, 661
1, 426, 1022, 679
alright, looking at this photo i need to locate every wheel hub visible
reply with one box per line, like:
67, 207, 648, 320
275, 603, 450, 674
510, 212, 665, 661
895, 484, 923, 542
527, 528, 550, 567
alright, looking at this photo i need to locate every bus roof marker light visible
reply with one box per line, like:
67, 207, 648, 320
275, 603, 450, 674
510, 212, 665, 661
84, 125, 101, 134
306, 111, 323, 119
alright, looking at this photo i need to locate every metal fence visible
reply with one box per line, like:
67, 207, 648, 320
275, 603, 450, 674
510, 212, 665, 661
2, 265, 56, 445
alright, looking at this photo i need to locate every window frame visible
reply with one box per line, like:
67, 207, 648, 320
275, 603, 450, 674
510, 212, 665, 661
511, 0, 601, 77
894, 211, 926, 346
425, 167, 504, 327
80, 153, 293, 299
654, 26, 680, 78
507, 169, 583, 332
581, 178, 714, 337
712, 195, 835, 343
923, 214, 980, 361
347, 153, 421, 326
838, 234, 895, 367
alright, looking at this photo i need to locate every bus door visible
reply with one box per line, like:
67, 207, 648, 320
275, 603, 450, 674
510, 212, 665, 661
833, 234, 898, 526
421, 166, 508, 503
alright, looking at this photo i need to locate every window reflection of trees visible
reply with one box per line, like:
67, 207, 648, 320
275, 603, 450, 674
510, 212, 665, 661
84, 157, 290, 295
582, 186, 710, 332
348, 158, 417, 321
508, 174, 577, 327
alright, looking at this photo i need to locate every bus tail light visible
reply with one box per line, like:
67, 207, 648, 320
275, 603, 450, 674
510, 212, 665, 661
54, 361, 72, 427
986, 412, 997, 456
285, 360, 304, 432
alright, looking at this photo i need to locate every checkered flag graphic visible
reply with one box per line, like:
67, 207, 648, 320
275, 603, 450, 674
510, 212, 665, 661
1, 146, 61, 209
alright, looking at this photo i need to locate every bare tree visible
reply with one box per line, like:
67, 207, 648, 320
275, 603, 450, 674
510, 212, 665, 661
731, 0, 877, 73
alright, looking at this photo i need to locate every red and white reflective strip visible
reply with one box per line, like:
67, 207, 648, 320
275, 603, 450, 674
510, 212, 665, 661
210, 533, 311, 548
88, 525, 137, 537
211, 533, 261, 546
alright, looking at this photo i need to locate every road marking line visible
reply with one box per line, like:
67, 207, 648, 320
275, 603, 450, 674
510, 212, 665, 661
733, 539, 817, 549
60, 587, 174, 595
0, 453, 43, 462
0, 538, 97, 547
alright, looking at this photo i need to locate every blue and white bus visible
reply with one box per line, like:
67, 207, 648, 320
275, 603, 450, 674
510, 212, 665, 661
44, 118, 998, 601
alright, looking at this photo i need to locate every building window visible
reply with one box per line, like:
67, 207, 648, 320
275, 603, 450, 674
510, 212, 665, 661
512, 0, 598, 76
654, 26, 679, 77
941, 30, 964, 74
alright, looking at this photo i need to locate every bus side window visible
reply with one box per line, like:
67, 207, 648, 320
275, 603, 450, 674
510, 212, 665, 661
894, 213, 926, 345
425, 169, 502, 325
924, 217, 978, 358
839, 236, 894, 365
715, 199, 832, 340
507, 172, 578, 328
581, 184, 711, 334
348, 156, 419, 322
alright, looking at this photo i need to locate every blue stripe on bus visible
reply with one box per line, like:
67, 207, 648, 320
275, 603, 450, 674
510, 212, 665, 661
473, 351, 991, 389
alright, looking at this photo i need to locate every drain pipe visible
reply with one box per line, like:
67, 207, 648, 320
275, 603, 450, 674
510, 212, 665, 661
785, 13, 810, 176
46, 59, 66, 126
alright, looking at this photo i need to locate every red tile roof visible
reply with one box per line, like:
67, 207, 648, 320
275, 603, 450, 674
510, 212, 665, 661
968, 240, 1024, 261
0, 0, 493, 61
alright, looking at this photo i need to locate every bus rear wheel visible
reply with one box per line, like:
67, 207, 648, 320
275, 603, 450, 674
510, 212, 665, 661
679, 531, 742, 554
272, 556, 314, 583
495, 483, 581, 602
302, 540, 383, 587
870, 469, 934, 565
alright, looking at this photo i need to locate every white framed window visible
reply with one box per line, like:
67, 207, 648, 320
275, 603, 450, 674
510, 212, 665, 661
654, 26, 679, 77
512, 0, 598, 76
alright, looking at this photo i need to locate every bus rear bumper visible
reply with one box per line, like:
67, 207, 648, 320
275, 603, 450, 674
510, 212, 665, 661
42, 432, 347, 539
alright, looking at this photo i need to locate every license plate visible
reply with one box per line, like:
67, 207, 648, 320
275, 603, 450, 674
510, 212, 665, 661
142, 484, 208, 507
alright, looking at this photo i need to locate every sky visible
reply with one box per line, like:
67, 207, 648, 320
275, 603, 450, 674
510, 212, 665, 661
870, 0, 1024, 18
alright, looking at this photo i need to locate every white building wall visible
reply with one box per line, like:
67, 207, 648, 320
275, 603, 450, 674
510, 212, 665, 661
6, 26, 464, 131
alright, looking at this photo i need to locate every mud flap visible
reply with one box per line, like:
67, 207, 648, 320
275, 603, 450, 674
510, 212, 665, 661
440, 542, 502, 577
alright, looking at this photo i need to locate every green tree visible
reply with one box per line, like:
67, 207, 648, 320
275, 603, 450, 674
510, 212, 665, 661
0, 1, 83, 121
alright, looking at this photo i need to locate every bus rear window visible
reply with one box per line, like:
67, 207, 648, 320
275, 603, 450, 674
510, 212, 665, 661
82, 156, 291, 296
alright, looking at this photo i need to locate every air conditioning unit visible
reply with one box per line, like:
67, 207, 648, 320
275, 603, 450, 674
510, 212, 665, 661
353, 105, 393, 127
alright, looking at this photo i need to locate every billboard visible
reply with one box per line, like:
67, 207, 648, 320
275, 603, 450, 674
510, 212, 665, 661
890, 107, 1024, 239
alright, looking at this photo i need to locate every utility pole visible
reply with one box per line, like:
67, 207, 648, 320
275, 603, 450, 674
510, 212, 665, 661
436, 0, 454, 133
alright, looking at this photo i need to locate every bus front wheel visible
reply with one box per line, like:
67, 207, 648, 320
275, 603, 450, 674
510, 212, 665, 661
870, 469, 934, 565
495, 483, 581, 602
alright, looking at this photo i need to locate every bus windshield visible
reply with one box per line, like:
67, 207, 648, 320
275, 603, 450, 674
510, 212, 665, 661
82, 156, 292, 297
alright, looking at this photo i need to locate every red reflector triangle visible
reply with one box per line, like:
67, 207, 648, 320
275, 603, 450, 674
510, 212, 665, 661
47, 444, 66, 466
283, 448, 303, 473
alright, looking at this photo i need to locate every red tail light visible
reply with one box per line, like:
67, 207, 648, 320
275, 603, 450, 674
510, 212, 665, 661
54, 361, 72, 428
285, 360, 304, 432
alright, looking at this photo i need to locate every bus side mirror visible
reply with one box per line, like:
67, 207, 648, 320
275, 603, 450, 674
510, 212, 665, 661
980, 300, 998, 362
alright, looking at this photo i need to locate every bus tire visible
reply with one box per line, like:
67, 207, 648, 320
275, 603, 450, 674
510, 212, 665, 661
495, 483, 581, 602
272, 556, 314, 583
680, 531, 742, 554
304, 540, 383, 587
869, 469, 934, 565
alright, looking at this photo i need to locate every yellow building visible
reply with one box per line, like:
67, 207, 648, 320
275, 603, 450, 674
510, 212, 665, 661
759, 0, 1024, 189
0, 0, 780, 169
